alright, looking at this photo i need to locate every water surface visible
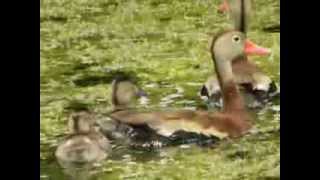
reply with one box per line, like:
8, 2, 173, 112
40, 0, 280, 179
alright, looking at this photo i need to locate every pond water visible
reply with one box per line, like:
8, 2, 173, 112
40, 0, 280, 179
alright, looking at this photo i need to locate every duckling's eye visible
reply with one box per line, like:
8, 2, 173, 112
232, 35, 241, 43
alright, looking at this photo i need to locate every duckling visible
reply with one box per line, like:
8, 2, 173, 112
111, 76, 147, 111
202, 0, 278, 108
97, 77, 173, 149
55, 111, 110, 165
108, 31, 265, 144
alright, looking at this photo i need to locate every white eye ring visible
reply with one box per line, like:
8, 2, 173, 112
232, 35, 241, 43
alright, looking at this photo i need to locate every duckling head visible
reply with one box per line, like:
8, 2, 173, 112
68, 111, 96, 134
111, 76, 146, 110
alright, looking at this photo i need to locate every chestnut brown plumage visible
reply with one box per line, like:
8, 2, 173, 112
202, 0, 278, 107
109, 31, 259, 139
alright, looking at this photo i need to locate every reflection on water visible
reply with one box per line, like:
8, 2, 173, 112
59, 162, 95, 180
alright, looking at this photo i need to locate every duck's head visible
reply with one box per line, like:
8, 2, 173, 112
211, 31, 271, 62
218, 0, 271, 56
211, 31, 248, 63
68, 111, 96, 134
111, 76, 147, 110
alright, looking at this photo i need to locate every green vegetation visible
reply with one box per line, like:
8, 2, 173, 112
40, 0, 279, 179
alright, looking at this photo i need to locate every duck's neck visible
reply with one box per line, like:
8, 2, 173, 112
239, 0, 246, 33
232, 54, 247, 64
112, 81, 120, 107
214, 56, 246, 113
231, 0, 248, 33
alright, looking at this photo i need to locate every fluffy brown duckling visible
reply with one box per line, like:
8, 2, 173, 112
202, 0, 278, 108
107, 31, 265, 146
55, 111, 110, 165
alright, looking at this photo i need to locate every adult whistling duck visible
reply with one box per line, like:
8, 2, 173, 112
55, 111, 110, 166
201, 0, 278, 108
103, 31, 265, 148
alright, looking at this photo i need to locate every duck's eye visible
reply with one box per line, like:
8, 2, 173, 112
232, 35, 241, 43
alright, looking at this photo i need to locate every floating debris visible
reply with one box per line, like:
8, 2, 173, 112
182, 107, 197, 111
102, 167, 113, 173
270, 105, 280, 112
139, 96, 150, 105
176, 100, 196, 105
159, 99, 175, 107
144, 83, 158, 88
176, 86, 184, 94
127, 161, 137, 165
122, 154, 131, 159
179, 145, 191, 149
40, 174, 49, 179
161, 94, 183, 101
185, 82, 203, 86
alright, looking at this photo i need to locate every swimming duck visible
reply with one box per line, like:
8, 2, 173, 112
106, 31, 265, 146
99, 77, 218, 149
55, 111, 110, 165
201, 0, 278, 108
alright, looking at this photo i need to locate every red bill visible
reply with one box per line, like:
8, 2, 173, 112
244, 39, 271, 56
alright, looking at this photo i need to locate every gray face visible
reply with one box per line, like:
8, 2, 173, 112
213, 31, 246, 62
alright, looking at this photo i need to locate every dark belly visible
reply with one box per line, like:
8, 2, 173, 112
99, 120, 220, 150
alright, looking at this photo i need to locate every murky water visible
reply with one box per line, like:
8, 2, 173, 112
40, 0, 280, 179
